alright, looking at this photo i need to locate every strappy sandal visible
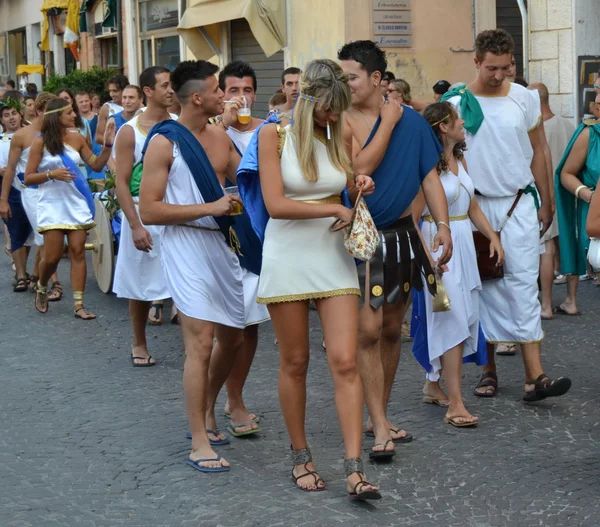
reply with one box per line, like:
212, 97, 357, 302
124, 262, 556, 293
345, 458, 382, 501
13, 277, 28, 292
369, 439, 395, 460
290, 446, 325, 492
48, 281, 63, 302
148, 302, 163, 325
74, 306, 97, 320
35, 284, 49, 313
523, 373, 572, 402
29, 275, 39, 292
474, 371, 498, 397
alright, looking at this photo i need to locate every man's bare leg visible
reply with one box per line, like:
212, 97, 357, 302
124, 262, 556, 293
474, 344, 497, 396
205, 324, 244, 439
557, 275, 579, 314
520, 342, 544, 386
130, 299, 156, 365
357, 294, 394, 454
11, 246, 28, 282
180, 313, 230, 470
224, 324, 260, 430
540, 240, 555, 319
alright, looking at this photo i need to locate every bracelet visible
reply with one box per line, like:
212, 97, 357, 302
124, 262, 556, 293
45, 169, 52, 181
104, 143, 113, 148
437, 220, 451, 232
575, 185, 588, 199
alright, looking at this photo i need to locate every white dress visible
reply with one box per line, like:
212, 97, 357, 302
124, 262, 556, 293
226, 125, 270, 326
112, 115, 169, 301
159, 141, 245, 328
16, 146, 43, 246
257, 126, 360, 303
420, 164, 482, 381
448, 83, 544, 344
37, 145, 95, 232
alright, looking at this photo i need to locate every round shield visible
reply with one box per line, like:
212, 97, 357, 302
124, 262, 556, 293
88, 197, 115, 293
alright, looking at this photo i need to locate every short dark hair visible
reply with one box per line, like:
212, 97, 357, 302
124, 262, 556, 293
219, 60, 257, 92
2, 90, 23, 102
337, 40, 387, 77
6, 79, 15, 89
382, 71, 395, 82
124, 85, 144, 98
475, 29, 514, 62
23, 95, 36, 104
281, 67, 301, 85
106, 74, 129, 91
25, 83, 38, 94
139, 66, 170, 91
171, 60, 219, 102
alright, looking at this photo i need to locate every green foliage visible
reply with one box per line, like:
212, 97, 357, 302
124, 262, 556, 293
43, 67, 118, 100
88, 171, 121, 218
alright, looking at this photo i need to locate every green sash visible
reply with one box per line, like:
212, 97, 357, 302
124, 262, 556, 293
555, 121, 600, 275
129, 162, 142, 197
440, 83, 484, 135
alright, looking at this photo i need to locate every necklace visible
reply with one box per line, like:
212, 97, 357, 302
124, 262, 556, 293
356, 107, 376, 131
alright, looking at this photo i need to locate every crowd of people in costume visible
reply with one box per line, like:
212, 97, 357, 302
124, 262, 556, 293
4, 27, 600, 500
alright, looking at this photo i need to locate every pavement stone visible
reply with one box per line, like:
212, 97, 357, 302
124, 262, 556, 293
1, 244, 600, 527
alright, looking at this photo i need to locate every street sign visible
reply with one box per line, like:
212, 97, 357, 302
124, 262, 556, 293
373, 11, 411, 23
374, 35, 413, 47
372, 0, 411, 9
374, 23, 411, 35
372, 0, 412, 47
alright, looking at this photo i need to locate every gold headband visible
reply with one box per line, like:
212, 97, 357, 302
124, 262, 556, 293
44, 104, 72, 116
299, 93, 321, 103
431, 114, 451, 127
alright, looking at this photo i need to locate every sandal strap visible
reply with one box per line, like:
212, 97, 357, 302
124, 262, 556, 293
290, 446, 312, 465
344, 457, 364, 477
353, 477, 376, 495
292, 464, 323, 486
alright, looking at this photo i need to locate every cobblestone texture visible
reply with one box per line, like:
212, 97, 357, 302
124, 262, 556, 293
1, 247, 599, 527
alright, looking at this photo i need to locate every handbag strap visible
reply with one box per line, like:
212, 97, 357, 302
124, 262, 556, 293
498, 189, 524, 232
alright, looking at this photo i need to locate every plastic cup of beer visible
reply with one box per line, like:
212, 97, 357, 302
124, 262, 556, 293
237, 107, 251, 124
224, 186, 243, 215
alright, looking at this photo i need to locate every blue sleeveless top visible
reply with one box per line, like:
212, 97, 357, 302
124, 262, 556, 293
110, 111, 129, 132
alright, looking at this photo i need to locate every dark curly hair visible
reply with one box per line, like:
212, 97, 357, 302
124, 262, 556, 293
337, 40, 387, 77
422, 102, 466, 175
219, 60, 257, 92
475, 29, 514, 62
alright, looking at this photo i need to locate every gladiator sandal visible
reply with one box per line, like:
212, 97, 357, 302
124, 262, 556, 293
290, 446, 325, 492
73, 291, 96, 320
344, 457, 382, 501
35, 282, 49, 313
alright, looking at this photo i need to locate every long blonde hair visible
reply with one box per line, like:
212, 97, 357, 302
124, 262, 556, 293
291, 59, 352, 183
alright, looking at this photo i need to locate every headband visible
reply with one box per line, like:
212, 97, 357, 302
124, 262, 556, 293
431, 114, 451, 128
44, 104, 72, 116
0, 97, 22, 113
298, 93, 321, 103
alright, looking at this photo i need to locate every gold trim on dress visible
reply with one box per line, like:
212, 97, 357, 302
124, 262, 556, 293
422, 214, 468, 222
257, 288, 361, 304
38, 222, 96, 233
528, 114, 543, 132
276, 124, 286, 158
486, 337, 544, 345
302, 195, 342, 205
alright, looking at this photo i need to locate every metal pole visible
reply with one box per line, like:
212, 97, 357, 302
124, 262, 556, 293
516, 0, 528, 81
116, 0, 124, 73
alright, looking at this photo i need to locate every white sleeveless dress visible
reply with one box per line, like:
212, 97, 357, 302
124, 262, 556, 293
420, 163, 482, 381
257, 126, 360, 303
18, 145, 44, 246
37, 145, 95, 232
113, 115, 169, 301
159, 142, 245, 328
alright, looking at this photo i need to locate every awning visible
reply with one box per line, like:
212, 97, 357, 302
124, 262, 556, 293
40, 0, 81, 50
16, 64, 45, 76
178, 0, 286, 60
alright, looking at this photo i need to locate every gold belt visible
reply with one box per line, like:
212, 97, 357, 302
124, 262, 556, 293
422, 214, 469, 222
302, 195, 341, 205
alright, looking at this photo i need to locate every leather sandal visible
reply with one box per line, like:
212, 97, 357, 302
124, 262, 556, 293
523, 373, 571, 402
290, 446, 325, 492
345, 458, 381, 501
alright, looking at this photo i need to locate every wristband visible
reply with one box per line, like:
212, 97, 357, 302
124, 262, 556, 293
437, 220, 451, 232
46, 169, 52, 181
575, 185, 588, 199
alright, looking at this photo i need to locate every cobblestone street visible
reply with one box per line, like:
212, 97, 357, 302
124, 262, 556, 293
1, 248, 599, 527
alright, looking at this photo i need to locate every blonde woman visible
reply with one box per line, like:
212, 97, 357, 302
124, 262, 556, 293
257, 59, 381, 500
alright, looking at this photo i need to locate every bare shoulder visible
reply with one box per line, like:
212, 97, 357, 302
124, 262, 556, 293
115, 124, 135, 146
574, 127, 590, 147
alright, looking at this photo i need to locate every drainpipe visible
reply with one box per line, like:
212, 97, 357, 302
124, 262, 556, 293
116, 0, 124, 73
516, 0, 528, 81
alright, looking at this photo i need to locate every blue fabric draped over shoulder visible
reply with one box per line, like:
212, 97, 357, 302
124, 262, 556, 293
59, 151, 95, 217
363, 107, 442, 229
237, 115, 352, 243
142, 120, 262, 276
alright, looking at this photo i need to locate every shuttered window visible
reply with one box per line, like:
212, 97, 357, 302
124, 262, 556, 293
496, 0, 524, 77
230, 19, 284, 119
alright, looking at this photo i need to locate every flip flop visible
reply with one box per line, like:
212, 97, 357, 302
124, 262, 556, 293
552, 306, 581, 316
131, 354, 156, 367
496, 344, 517, 356
365, 429, 413, 443
444, 416, 479, 428
423, 396, 450, 408
186, 456, 230, 473
227, 421, 261, 437
369, 439, 396, 460
224, 411, 260, 423
185, 429, 231, 445
148, 302, 163, 325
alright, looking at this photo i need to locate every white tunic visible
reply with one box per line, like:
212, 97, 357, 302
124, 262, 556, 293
17, 145, 44, 246
449, 84, 544, 344
160, 141, 245, 328
226, 124, 270, 325
421, 164, 481, 380
37, 145, 95, 232
257, 126, 360, 303
105, 102, 123, 116
112, 115, 169, 301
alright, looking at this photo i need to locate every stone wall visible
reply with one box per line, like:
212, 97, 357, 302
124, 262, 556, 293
528, 0, 574, 118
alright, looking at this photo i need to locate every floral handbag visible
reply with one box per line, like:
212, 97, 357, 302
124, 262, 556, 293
330, 189, 379, 261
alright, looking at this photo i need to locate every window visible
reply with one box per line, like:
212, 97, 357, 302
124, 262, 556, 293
102, 37, 119, 69
137, 0, 180, 71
